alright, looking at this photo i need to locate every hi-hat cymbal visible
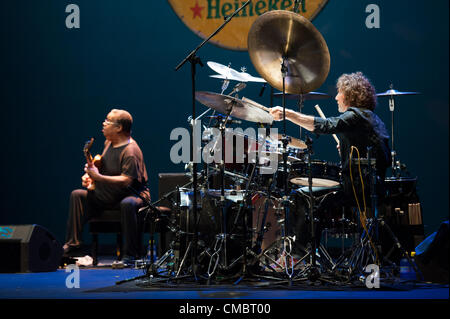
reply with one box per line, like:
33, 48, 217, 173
376, 89, 421, 97
195, 91, 273, 124
273, 92, 331, 100
248, 10, 330, 94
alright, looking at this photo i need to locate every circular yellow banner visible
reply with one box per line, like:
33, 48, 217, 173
168, 0, 329, 51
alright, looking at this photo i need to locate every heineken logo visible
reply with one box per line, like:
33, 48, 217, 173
168, 0, 328, 51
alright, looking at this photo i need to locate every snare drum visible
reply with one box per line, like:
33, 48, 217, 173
289, 160, 341, 188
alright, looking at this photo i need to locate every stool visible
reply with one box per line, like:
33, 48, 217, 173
88, 207, 172, 266
88, 209, 122, 266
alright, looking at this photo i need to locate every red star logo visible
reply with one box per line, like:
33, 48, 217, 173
190, 1, 204, 19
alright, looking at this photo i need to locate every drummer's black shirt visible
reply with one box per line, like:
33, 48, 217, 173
313, 107, 391, 196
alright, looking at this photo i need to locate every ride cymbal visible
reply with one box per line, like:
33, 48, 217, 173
195, 91, 273, 124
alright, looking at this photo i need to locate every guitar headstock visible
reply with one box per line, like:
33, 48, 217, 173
83, 137, 94, 154
83, 138, 95, 164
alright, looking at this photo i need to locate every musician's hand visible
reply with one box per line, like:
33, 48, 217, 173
269, 106, 284, 121
84, 163, 101, 181
81, 173, 93, 188
336, 143, 341, 156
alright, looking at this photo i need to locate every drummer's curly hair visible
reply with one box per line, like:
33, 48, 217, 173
337, 72, 377, 111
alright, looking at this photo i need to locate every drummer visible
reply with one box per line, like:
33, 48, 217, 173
269, 72, 391, 205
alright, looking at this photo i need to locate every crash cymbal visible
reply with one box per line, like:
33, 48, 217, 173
207, 61, 243, 81
209, 74, 246, 82
248, 10, 330, 94
376, 89, 421, 97
237, 72, 267, 83
208, 61, 267, 83
195, 91, 273, 124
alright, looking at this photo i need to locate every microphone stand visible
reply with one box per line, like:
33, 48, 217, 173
293, 0, 303, 14
174, 0, 252, 281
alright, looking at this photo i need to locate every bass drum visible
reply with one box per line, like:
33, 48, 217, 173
251, 193, 283, 253
174, 188, 246, 276
252, 190, 313, 271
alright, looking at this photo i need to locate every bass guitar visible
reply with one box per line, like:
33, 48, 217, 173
83, 137, 102, 190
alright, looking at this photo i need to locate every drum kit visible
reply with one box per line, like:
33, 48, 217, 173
142, 8, 422, 285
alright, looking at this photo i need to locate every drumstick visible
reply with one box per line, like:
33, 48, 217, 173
314, 104, 340, 145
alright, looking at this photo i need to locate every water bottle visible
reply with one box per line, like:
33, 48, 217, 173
399, 252, 416, 281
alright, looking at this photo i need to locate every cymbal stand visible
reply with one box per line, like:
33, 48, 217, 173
304, 135, 321, 280
206, 107, 234, 282
296, 94, 305, 140
175, 0, 252, 281
279, 57, 296, 281
229, 155, 259, 284
387, 84, 398, 177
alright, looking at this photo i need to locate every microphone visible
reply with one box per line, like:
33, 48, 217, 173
230, 82, 247, 95
206, 115, 242, 124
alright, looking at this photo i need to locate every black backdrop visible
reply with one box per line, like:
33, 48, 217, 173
0, 0, 448, 244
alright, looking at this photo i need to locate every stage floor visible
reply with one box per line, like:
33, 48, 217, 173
0, 258, 447, 300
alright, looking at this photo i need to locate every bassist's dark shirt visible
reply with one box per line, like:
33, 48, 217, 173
93, 140, 148, 205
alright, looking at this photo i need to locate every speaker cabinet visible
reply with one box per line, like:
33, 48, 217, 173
0, 224, 63, 273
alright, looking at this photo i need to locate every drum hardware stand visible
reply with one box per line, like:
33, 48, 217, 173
113, 186, 176, 284
277, 56, 297, 282
205, 105, 236, 282
294, 188, 340, 273
230, 158, 276, 285
175, 0, 251, 282
336, 149, 423, 282
290, 135, 322, 281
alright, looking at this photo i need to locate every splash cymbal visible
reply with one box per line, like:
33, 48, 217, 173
376, 89, 421, 97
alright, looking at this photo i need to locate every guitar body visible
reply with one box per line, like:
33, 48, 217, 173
83, 138, 102, 190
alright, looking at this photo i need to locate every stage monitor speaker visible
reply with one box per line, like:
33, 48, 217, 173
415, 220, 449, 284
0, 224, 63, 273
